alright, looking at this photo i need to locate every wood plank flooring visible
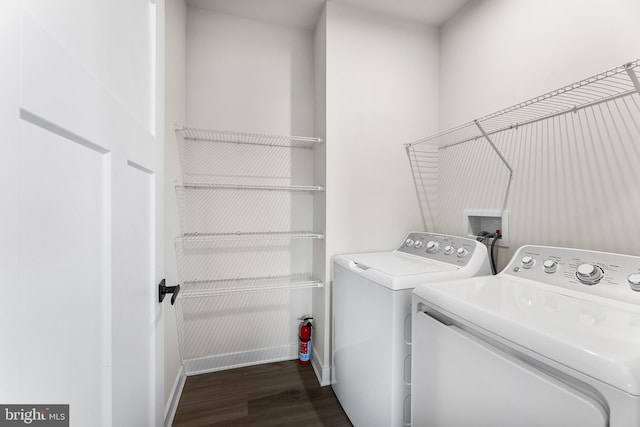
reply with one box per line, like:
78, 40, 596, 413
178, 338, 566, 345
172, 361, 353, 426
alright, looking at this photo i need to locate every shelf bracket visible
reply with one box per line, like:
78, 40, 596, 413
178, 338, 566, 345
474, 120, 514, 179
625, 63, 640, 95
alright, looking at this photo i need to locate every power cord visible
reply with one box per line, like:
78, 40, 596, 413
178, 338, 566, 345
490, 234, 501, 274
476, 231, 502, 275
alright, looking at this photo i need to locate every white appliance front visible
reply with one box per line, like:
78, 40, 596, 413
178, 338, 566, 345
412, 245, 640, 427
332, 232, 491, 427
332, 263, 413, 426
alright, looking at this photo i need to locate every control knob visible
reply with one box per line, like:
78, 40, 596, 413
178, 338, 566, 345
457, 247, 468, 258
426, 241, 439, 253
543, 259, 558, 274
405, 239, 414, 247
628, 273, 640, 292
521, 256, 535, 269
414, 241, 424, 249
444, 245, 455, 255
576, 263, 604, 285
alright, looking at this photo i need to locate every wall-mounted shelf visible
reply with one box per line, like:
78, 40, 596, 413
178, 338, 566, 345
406, 60, 640, 150
176, 126, 324, 149
177, 182, 325, 192
173, 125, 324, 371
173, 125, 324, 296
175, 183, 320, 235
405, 59, 640, 231
179, 274, 323, 298
178, 231, 324, 242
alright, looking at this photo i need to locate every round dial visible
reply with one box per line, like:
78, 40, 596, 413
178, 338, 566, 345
542, 259, 558, 274
575, 263, 604, 285
414, 241, 424, 249
457, 247, 468, 258
521, 256, 535, 269
426, 241, 439, 253
444, 245, 455, 255
628, 273, 640, 292
405, 239, 414, 247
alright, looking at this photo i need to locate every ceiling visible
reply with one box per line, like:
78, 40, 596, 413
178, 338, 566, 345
186, 0, 474, 30
339, 0, 473, 26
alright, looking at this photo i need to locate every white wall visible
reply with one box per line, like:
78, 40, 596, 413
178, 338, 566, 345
163, 0, 186, 418
325, 2, 439, 260
322, 0, 440, 378
186, 7, 315, 135
438, 0, 640, 265
312, 3, 329, 382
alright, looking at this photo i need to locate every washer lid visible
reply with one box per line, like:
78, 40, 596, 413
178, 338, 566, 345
413, 275, 640, 396
334, 252, 459, 291
347, 252, 455, 276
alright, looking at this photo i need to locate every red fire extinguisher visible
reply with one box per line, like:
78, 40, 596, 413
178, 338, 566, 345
299, 317, 313, 365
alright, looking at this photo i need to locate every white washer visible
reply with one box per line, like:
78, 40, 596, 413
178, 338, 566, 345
412, 245, 640, 427
332, 232, 491, 427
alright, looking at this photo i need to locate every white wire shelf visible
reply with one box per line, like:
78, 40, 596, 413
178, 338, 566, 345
404, 59, 640, 232
178, 274, 323, 298
176, 126, 324, 149
406, 59, 640, 149
177, 231, 324, 242
177, 182, 325, 192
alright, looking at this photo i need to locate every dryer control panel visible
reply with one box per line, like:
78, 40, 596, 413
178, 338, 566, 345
504, 245, 640, 305
398, 232, 481, 267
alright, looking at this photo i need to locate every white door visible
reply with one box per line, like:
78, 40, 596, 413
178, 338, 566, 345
0, 1, 164, 426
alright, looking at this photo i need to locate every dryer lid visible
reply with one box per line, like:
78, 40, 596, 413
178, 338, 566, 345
413, 276, 640, 396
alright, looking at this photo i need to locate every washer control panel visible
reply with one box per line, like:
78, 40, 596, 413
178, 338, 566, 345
504, 245, 640, 305
398, 232, 480, 266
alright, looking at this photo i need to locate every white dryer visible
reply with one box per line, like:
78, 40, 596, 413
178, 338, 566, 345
412, 245, 640, 427
332, 232, 491, 427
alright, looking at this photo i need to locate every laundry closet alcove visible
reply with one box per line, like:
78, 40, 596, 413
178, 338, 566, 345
172, 126, 325, 375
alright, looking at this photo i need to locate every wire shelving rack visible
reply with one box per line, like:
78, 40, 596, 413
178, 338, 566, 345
405, 60, 640, 231
173, 125, 325, 298
406, 60, 640, 151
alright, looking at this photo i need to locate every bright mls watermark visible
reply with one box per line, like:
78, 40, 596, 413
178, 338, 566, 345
0, 405, 68, 426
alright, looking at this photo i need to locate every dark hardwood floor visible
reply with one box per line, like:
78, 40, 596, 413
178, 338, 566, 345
172, 361, 353, 426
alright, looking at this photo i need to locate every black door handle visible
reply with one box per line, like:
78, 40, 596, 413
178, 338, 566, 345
158, 279, 180, 305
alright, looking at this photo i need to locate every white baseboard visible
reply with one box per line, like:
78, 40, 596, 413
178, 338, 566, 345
184, 344, 298, 376
164, 365, 186, 427
311, 349, 331, 386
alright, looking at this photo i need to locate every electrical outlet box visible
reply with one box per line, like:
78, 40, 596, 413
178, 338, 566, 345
464, 210, 508, 248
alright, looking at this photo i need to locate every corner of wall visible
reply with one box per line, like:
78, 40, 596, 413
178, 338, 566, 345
164, 364, 186, 427
313, 0, 330, 382
164, 0, 187, 412
311, 344, 331, 386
